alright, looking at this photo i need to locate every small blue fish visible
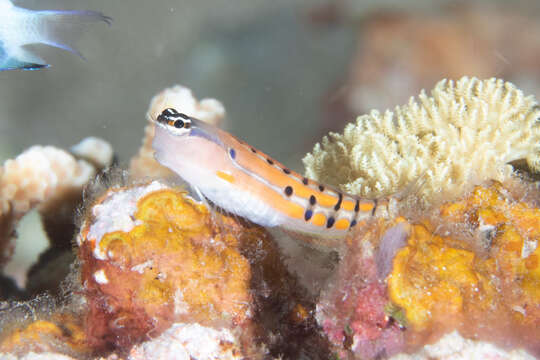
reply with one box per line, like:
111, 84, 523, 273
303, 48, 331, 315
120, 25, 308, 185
0, 0, 111, 71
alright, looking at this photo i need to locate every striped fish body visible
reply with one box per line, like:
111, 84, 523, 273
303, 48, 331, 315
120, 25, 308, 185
152, 109, 391, 243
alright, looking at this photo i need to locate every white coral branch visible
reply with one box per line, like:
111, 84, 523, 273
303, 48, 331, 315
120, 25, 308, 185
0, 146, 96, 216
0, 140, 109, 264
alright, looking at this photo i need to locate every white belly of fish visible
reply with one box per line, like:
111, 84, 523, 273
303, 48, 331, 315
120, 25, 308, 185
197, 180, 284, 227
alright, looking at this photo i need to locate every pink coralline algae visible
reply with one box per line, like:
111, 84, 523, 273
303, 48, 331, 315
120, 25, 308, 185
349, 284, 404, 356
317, 220, 406, 359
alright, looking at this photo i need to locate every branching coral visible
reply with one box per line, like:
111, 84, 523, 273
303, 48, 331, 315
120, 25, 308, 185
129, 85, 226, 179
303, 77, 540, 204
1, 146, 94, 216
0, 139, 112, 266
70, 137, 114, 169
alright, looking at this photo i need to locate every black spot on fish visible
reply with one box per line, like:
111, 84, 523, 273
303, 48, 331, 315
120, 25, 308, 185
229, 148, 236, 159
302, 177, 309, 185
350, 219, 357, 227
354, 199, 360, 212
284, 186, 293, 197
334, 193, 343, 211
267, 158, 274, 165
372, 199, 378, 216
318, 184, 325, 192
250, 147, 257, 153
309, 195, 316, 206
304, 209, 313, 221
326, 217, 335, 228
282, 168, 291, 174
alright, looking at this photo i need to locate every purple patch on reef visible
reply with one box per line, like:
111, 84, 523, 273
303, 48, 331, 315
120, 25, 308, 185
375, 222, 409, 279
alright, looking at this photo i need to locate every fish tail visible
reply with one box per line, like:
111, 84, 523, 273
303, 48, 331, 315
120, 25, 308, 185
33, 9, 112, 59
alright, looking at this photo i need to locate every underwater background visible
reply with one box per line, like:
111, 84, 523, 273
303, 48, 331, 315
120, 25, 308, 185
1, 0, 540, 358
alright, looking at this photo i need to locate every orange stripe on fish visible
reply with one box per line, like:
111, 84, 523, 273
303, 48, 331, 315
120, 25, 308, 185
216, 170, 235, 183
334, 218, 350, 230
311, 213, 327, 227
151, 108, 393, 243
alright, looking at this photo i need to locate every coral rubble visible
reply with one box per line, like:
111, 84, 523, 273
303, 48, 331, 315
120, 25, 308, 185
304, 77, 540, 205
127, 323, 244, 360
0, 314, 88, 357
389, 331, 537, 360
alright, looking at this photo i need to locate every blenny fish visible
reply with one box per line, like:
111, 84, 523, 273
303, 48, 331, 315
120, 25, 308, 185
0, 0, 111, 71
152, 108, 394, 243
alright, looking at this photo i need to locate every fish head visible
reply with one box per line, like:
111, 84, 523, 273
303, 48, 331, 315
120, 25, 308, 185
152, 107, 228, 184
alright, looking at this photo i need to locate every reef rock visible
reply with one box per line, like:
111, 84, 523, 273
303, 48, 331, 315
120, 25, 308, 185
317, 181, 540, 359
75, 180, 328, 358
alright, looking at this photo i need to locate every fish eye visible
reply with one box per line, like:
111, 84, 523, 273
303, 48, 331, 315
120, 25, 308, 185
156, 108, 192, 132
157, 108, 179, 124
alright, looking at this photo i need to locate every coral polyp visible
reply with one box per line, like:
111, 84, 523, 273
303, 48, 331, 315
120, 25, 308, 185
304, 77, 540, 204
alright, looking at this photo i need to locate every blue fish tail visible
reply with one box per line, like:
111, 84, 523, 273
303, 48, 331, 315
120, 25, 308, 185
34, 9, 112, 59
0, 2, 111, 71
